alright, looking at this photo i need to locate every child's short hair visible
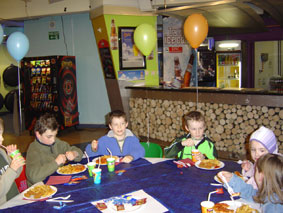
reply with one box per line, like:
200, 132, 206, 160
34, 113, 59, 135
183, 111, 205, 127
108, 110, 127, 125
253, 153, 283, 204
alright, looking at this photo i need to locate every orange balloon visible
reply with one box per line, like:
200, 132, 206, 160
183, 14, 208, 49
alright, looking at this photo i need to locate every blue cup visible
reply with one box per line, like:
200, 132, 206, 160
92, 168, 101, 184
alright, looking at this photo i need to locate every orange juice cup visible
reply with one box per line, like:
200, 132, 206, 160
192, 149, 200, 162
201, 201, 214, 213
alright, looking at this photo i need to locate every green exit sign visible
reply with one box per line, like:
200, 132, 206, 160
49, 31, 59, 40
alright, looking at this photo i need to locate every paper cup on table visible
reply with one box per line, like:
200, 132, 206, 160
92, 168, 101, 184
9, 149, 21, 159
192, 149, 200, 163
107, 157, 115, 172
200, 201, 214, 213
87, 162, 96, 177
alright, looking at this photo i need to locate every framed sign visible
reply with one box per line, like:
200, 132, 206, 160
119, 27, 146, 70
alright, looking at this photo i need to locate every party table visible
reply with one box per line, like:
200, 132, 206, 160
1, 157, 241, 212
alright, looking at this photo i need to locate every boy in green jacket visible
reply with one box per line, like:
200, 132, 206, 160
164, 111, 217, 160
26, 113, 83, 186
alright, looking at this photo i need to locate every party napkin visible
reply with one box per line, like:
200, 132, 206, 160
179, 158, 195, 166
46, 176, 72, 185
91, 189, 168, 213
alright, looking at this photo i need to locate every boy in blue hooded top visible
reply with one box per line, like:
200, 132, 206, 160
85, 110, 144, 163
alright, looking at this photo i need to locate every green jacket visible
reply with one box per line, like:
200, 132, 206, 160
164, 134, 217, 159
26, 137, 83, 186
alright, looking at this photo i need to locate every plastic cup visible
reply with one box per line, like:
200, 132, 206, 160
87, 162, 96, 177
192, 149, 200, 163
107, 157, 115, 172
201, 201, 214, 213
92, 168, 101, 184
10, 149, 21, 159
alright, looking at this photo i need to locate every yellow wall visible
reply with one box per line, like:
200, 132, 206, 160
92, 14, 159, 86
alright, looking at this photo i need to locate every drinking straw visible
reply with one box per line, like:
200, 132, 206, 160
207, 191, 217, 201
98, 157, 101, 169
106, 147, 112, 159
84, 151, 90, 163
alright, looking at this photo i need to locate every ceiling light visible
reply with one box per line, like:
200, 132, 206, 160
218, 43, 239, 48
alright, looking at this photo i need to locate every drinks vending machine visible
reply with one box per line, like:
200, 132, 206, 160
21, 56, 79, 132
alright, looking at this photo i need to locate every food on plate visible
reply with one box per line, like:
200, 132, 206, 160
95, 155, 119, 165
24, 185, 55, 199
236, 204, 259, 213
58, 164, 85, 174
198, 159, 221, 169
213, 202, 234, 213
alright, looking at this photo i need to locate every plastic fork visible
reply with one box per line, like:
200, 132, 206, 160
47, 194, 71, 201
218, 173, 235, 200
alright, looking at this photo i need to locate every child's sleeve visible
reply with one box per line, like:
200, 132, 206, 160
164, 138, 184, 158
128, 137, 145, 160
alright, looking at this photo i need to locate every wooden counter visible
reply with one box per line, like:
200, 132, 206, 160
126, 86, 283, 160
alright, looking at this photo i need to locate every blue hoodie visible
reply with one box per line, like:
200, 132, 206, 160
226, 174, 282, 213
85, 129, 145, 160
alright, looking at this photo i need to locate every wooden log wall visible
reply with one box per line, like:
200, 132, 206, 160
129, 98, 283, 159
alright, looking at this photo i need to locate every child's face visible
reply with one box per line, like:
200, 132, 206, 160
250, 140, 268, 162
254, 167, 264, 188
35, 129, 58, 145
109, 117, 128, 138
185, 120, 205, 140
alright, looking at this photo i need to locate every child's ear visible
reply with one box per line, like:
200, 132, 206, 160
125, 122, 128, 128
184, 125, 189, 132
35, 131, 40, 138
109, 124, 113, 130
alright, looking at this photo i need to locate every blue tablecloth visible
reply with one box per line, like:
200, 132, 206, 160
3, 158, 241, 213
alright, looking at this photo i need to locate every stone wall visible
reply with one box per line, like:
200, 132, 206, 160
129, 97, 283, 159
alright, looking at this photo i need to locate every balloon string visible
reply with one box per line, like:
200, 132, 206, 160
17, 62, 22, 134
195, 48, 199, 110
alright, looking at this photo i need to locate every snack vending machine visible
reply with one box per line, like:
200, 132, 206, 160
215, 40, 241, 88
21, 56, 79, 131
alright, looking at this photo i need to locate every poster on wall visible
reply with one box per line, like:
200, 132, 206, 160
98, 39, 116, 79
118, 27, 146, 70
163, 17, 192, 88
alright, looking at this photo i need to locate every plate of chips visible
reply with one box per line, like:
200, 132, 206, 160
92, 155, 119, 165
57, 163, 86, 175
97, 195, 147, 212
23, 184, 57, 200
195, 159, 224, 170
213, 201, 259, 213
214, 171, 247, 184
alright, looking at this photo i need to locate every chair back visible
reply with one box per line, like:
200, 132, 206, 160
140, 142, 163, 158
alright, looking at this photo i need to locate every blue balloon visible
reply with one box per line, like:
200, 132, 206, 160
0, 25, 3, 44
7, 32, 29, 61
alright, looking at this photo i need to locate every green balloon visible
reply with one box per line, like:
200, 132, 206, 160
134, 24, 157, 56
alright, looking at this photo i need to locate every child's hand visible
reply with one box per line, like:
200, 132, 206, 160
10, 153, 25, 171
6, 144, 17, 156
91, 140, 98, 151
65, 151, 78, 161
241, 160, 251, 172
55, 154, 67, 165
181, 138, 194, 147
217, 171, 233, 182
195, 152, 205, 161
121, 155, 133, 163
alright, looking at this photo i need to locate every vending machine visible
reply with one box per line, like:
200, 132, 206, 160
21, 56, 79, 131
215, 40, 241, 88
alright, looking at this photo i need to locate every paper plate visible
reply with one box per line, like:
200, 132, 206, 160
92, 156, 119, 165
195, 160, 225, 170
215, 200, 260, 212
57, 163, 86, 175
23, 185, 57, 201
